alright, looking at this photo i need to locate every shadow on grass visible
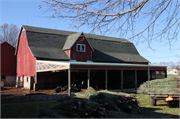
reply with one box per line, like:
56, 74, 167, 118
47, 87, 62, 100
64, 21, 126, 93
1, 93, 47, 98
1, 87, 11, 90
1, 91, 179, 118
1, 94, 14, 98
25, 93, 46, 96
139, 106, 179, 118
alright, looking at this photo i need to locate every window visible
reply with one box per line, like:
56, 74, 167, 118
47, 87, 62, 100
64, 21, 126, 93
2, 76, 6, 80
27, 77, 28, 82
22, 29, 25, 37
18, 77, 20, 82
77, 44, 86, 52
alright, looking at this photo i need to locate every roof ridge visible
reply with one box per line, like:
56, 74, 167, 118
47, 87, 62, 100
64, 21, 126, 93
22, 25, 131, 43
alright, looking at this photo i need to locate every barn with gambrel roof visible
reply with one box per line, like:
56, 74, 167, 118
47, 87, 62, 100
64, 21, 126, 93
15, 25, 167, 95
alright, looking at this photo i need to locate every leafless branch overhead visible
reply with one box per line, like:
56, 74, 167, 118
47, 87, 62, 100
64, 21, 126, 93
42, 0, 180, 47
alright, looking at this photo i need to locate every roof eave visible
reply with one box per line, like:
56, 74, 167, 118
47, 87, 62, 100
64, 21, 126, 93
15, 25, 24, 55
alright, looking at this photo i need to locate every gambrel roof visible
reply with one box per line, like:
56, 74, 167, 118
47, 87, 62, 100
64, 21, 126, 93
18, 25, 149, 63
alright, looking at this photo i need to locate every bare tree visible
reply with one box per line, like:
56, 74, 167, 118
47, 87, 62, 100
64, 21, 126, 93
0, 23, 19, 47
153, 61, 180, 69
41, 0, 179, 47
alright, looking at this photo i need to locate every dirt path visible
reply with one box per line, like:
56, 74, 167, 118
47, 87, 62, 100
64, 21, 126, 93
1, 87, 66, 98
1, 87, 87, 98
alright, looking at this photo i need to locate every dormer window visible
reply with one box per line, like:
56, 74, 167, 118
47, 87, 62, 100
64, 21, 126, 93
77, 44, 86, 52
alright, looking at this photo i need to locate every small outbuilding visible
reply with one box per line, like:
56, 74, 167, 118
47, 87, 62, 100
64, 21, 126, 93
167, 69, 179, 75
15, 25, 167, 94
1, 42, 16, 86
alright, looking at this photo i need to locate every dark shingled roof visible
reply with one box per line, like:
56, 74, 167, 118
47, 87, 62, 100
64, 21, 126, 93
22, 25, 149, 63
63, 32, 82, 50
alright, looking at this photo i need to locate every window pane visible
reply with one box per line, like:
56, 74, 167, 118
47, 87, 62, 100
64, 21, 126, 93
82, 45, 84, 51
77, 45, 80, 51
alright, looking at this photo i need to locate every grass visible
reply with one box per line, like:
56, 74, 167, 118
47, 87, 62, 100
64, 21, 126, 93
136, 94, 180, 118
1, 100, 59, 118
1, 75, 179, 118
1, 94, 180, 118
167, 74, 180, 78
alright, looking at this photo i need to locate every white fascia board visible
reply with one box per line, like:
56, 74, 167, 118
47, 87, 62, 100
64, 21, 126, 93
15, 26, 35, 58
83, 33, 94, 51
70, 62, 167, 68
15, 26, 23, 55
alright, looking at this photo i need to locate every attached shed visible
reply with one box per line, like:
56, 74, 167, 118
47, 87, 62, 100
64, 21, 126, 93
1, 42, 16, 86
15, 25, 167, 94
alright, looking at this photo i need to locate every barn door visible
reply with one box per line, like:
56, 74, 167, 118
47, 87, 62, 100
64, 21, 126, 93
30, 77, 34, 90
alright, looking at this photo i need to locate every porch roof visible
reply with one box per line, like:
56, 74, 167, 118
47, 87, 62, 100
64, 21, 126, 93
36, 60, 166, 72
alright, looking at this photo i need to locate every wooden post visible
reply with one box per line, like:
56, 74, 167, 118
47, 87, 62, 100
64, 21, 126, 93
121, 69, 123, 92
68, 69, 71, 96
135, 70, 137, 91
0, 45, 2, 81
165, 70, 167, 78
148, 67, 150, 81
87, 69, 90, 89
155, 70, 157, 79
34, 60, 38, 91
105, 69, 108, 90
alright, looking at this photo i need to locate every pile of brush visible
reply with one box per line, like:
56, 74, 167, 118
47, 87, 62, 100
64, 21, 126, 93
137, 77, 180, 94
33, 87, 144, 118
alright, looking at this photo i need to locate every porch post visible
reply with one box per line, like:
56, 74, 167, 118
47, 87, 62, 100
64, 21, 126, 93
87, 69, 90, 89
68, 69, 71, 96
34, 60, 38, 91
165, 70, 167, 78
121, 69, 123, 92
135, 70, 137, 91
105, 69, 108, 90
148, 67, 150, 81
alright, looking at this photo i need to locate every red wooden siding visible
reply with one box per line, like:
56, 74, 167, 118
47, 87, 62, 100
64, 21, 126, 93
1, 42, 16, 76
96, 61, 148, 65
70, 35, 92, 62
64, 50, 70, 57
71, 65, 147, 70
149, 67, 166, 70
71, 65, 166, 70
16, 28, 36, 77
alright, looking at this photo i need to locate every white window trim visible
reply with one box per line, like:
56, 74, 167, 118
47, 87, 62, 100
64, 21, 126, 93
76, 44, 86, 52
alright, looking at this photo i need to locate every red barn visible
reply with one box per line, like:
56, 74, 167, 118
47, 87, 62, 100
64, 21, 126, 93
15, 25, 167, 94
1, 42, 16, 86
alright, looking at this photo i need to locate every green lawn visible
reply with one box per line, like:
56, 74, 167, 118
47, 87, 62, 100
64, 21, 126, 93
167, 74, 180, 78
1, 94, 179, 118
1, 75, 179, 118
136, 94, 180, 118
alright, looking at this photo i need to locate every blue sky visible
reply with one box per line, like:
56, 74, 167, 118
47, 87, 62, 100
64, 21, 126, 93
0, 0, 179, 64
